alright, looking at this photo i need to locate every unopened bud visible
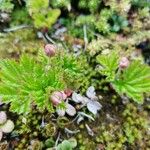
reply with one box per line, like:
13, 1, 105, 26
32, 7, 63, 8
44, 44, 56, 57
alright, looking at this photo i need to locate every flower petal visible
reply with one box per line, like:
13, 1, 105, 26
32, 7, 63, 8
66, 104, 76, 116
86, 86, 97, 99
87, 101, 102, 115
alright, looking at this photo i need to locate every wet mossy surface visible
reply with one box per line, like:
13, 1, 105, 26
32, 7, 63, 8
0, 0, 150, 149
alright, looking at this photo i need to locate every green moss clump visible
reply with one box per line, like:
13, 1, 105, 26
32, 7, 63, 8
0, 29, 44, 58
95, 103, 150, 150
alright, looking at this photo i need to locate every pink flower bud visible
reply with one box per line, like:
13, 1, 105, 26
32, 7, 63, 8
50, 91, 67, 106
44, 44, 56, 57
64, 89, 73, 97
119, 57, 129, 69
0, 111, 7, 125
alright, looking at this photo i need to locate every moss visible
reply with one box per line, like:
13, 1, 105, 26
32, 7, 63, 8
95, 103, 150, 150
0, 29, 44, 58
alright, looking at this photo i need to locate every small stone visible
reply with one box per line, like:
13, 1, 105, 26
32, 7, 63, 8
1, 120, 14, 133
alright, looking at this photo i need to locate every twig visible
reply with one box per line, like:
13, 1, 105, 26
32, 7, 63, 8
44, 32, 56, 44
3, 24, 32, 32
78, 112, 95, 121
55, 132, 61, 147
83, 25, 88, 51
85, 124, 94, 136
65, 128, 80, 134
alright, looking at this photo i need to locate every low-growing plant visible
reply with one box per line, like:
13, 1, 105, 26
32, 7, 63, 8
26, 0, 60, 29
0, 48, 86, 114
78, 0, 101, 13
110, 14, 128, 32
57, 138, 77, 150
132, 0, 150, 8
0, 0, 14, 13
50, 0, 71, 9
97, 51, 150, 103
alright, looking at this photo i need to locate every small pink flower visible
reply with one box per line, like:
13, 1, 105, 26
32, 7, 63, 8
119, 57, 129, 69
50, 91, 67, 105
44, 44, 56, 57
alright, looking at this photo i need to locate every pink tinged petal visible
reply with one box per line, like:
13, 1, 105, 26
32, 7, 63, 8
66, 103, 76, 116
87, 101, 102, 115
119, 57, 129, 69
64, 89, 73, 97
60, 91, 67, 100
51, 91, 66, 106
51, 95, 61, 105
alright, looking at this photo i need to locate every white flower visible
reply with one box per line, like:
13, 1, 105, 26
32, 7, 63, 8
72, 86, 102, 115
87, 101, 102, 115
86, 86, 97, 100
56, 103, 76, 117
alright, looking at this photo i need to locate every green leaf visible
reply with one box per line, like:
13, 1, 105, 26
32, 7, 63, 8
0, 53, 85, 114
96, 51, 119, 81
113, 61, 150, 103
57, 140, 73, 150
97, 51, 150, 103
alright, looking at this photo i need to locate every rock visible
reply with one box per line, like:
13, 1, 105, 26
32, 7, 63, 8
1, 120, 14, 133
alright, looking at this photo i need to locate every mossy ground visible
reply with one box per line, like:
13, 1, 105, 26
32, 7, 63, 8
0, 1, 150, 149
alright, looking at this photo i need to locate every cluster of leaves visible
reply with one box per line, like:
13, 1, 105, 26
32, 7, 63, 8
110, 14, 128, 32
78, 0, 101, 13
97, 51, 150, 103
95, 9, 113, 34
87, 30, 150, 57
26, 0, 60, 29
10, 8, 32, 26
0, 0, 14, 13
132, 0, 150, 8
50, 0, 71, 9
0, 50, 86, 114
57, 138, 77, 150
75, 9, 128, 35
